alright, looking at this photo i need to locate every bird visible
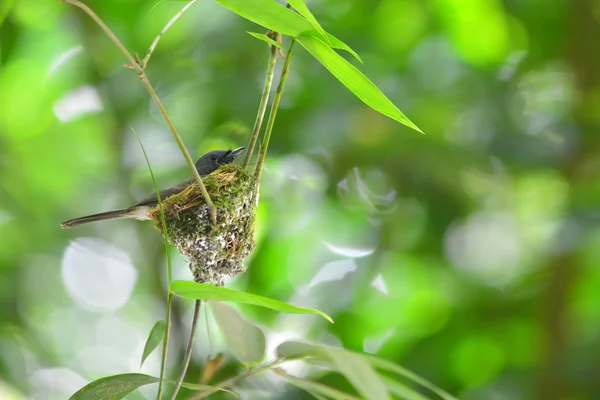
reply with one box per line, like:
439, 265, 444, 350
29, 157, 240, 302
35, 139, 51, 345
60, 146, 245, 229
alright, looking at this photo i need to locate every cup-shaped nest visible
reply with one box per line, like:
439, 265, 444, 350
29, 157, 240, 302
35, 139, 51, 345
148, 165, 256, 286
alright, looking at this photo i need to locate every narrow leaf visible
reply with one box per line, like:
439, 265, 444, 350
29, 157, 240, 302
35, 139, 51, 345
297, 34, 422, 133
276, 342, 457, 400
286, 0, 328, 44
247, 32, 285, 50
367, 356, 458, 400
140, 320, 166, 367
277, 341, 319, 360
210, 301, 266, 366
69, 373, 159, 400
321, 32, 362, 63
382, 377, 429, 400
276, 370, 361, 400
178, 381, 239, 397
216, 0, 361, 61
216, 0, 308, 36
171, 280, 333, 323
326, 349, 390, 400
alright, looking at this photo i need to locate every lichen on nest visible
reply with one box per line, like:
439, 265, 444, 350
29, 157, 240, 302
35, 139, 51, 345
148, 164, 256, 286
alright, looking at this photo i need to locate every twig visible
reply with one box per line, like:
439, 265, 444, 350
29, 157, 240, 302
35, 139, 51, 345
131, 128, 173, 400
169, 299, 202, 400
253, 39, 296, 184
158, 294, 173, 399
142, 0, 198, 69
242, 35, 279, 170
62, 0, 217, 225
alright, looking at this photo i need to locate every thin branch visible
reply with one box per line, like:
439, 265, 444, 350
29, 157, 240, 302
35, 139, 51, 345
139, 74, 218, 224
253, 39, 296, 184
62, 0, 217, 225
242, 37, 279, 170
142, 0, 198, 69
61, 0, 142, 74
131, 128, 174, 400
169, 299, 202, 400
158, 294, 173, 399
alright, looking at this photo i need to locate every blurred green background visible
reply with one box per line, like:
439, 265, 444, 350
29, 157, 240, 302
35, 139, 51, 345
1, 0, 599, 399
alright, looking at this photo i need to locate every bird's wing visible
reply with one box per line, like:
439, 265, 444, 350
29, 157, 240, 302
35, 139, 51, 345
133, 178, 195, 207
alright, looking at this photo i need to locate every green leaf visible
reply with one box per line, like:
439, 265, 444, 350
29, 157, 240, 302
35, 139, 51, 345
276, 342, 457, 400
366, 356, 458, 400
277, 343, 390, 400
276, 341, 317, 359
140, 320, 166, 367
327, 349, 390, 400
69, 373, 160, 400
178, 382, 239, 397
215, 0, 308, 36
69, 373, 235, 399
247, 32, 285, 50
171, 281, 333, 323
216, 0, 361, 61
286, 0, 328, 44
381, 377, 429, 400
275, 370, 361, 400
210, 301, 266, 366
297, 34, 422, 133
323, 32, 362, 63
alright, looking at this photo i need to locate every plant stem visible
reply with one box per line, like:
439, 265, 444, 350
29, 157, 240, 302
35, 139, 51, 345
189, 360, 284, 400
142, 0, 198, 68
60, 0, 141, 73
242, 40, 279, 170
169, 299, 202, 400
158, 292, 173, 400
253, 39, 296, 184
132, 128, 174, 400
139, 74, 217, 225
62, 0, 217, 225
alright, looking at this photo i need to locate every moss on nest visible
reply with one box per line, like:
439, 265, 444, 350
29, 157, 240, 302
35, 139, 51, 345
148, 164, 256, 286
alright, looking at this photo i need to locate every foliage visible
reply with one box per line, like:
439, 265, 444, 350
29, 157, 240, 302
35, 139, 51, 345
0, 0, 598, 399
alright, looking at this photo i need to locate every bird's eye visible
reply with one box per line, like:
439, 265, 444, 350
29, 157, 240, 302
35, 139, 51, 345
210, 155, 218, 162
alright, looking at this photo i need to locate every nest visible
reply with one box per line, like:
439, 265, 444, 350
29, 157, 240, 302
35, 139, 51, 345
148, 165, 256, 286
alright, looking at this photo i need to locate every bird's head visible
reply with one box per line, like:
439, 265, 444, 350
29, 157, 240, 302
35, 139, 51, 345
195, 146, 245, 176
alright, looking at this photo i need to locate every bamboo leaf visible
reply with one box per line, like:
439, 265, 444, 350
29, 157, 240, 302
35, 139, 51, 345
275, 370, 361, 400
247, 32, 285, 50
216, 0, 361, 60
210, 301, 266, 366
326, 349, 390, 400
140, 320, 166, 367
69, 373, 235, 399
322, 32, 362, 63
277, 343, 390, 400
367, 356, 458, 400
171, 280, 333, 323
382, 377, 429, 400
69, 374, 160, 400
215, 0, 308, 36
276, 342, 457, 400
286, 0, 328, 43
297, 34, 422, 133
178, 382, 239, 397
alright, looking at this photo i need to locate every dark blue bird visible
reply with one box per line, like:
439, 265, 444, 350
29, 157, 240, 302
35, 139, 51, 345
61, 147, 245, 228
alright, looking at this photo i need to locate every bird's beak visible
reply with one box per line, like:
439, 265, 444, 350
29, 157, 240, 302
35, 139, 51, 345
229, 146, 246, 159
219, 146, 246, 164
229, 146, 245, 159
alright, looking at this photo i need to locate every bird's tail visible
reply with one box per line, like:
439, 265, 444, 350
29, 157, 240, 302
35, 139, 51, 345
61, 208, 142, 229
